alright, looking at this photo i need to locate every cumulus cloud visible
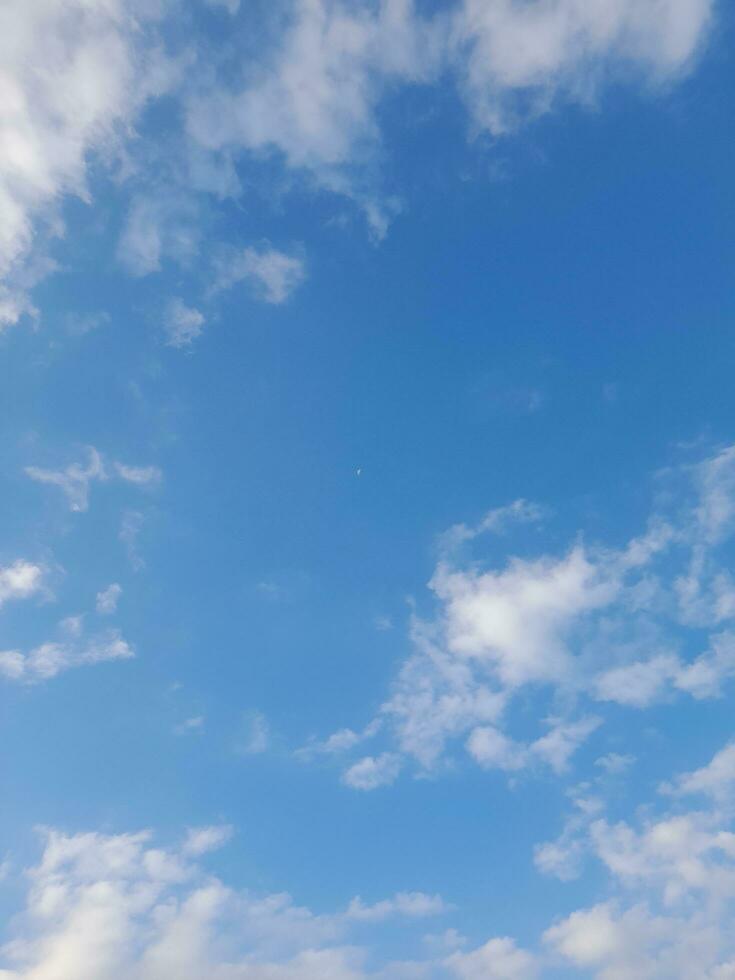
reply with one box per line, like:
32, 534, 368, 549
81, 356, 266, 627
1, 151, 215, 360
296, 445, 735, 790
446, 937, 538, 979
0, 560, 45, 608
0, 827, 450, 980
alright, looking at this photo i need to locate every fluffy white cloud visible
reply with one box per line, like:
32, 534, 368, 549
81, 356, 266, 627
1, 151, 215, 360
0, 0, 175, 326
0, 560, 45, 608
432, 546, 616, 688
446, 937, 538, 979
452, 0, 713, 135
0, 827, 449, 980
300, 445, 735, 790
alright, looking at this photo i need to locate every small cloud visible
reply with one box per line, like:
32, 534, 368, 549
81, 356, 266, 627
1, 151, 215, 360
0, 625, 133, 684
163, 298, 205, 349
595, 753, 635, 775
182, 825, 233, 857
346, 891, 447, 922
0, 560, 45, 608
25, 446, 106, 512
342, 752, 402, 791
120, 510, 145, 571
212, 244, 306, 304
374, 615, 393, 632
174, 715, 205, 736
114, 462, 163, 486
237, 711, 269, 755
96, 583, 122, 615
64, 311, 110, 336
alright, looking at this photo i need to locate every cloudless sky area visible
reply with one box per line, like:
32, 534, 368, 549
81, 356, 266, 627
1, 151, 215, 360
2, 1, 735, 977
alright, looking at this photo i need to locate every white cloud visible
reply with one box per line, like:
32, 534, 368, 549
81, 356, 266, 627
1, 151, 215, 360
96, 583, 122, 615
114, 462, 163, 485
238, 711, 270, 756
174, 715, 206, 736
0, 0, 174, 327
452, 0, 713, 136
345, 892, 446, 923
120, 509, 146, 571
0, 827, 452, 980
0, 627, 133, 683
342, 753, 402, 791
163, 298, 206, 348
212, 245, 307, 305
26, 448, 162, 510
304, 444, 735, 789
117, 194, 201, 278
25, 446, 106, 512
0, 560, 45, 608
432, 546, 616, 688
183, 825, 234, 857
665, 741, 735, 803
446, 937, 538, 980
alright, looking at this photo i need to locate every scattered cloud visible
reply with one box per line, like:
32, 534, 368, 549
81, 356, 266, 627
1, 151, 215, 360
342, 752, 402, 790
25, 448, 162, 511
0, 625, 132, 683
174, 715, 206, 736
0, 826, 451, 979
212, 245, 307, 305
298, 445, 735, 790
162, 297, 206, 349
0, 0, 175, 327
237, 711, 270, 756
96, 583, 123, 615
25, 446, 106, 512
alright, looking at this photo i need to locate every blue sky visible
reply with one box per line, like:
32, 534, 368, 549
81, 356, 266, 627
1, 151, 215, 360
2, 1, 735, 977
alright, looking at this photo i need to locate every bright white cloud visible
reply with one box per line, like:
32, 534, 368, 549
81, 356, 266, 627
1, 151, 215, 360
452, 0, 713, 135
0, 0, 175, 327
0, 560, 45, 608
0, 827, 451, 980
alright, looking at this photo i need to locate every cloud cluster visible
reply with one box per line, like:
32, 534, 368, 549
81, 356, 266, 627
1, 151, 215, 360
0, 0, 715, 320
307, 445, 735, 788
0, 827, 453, 980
